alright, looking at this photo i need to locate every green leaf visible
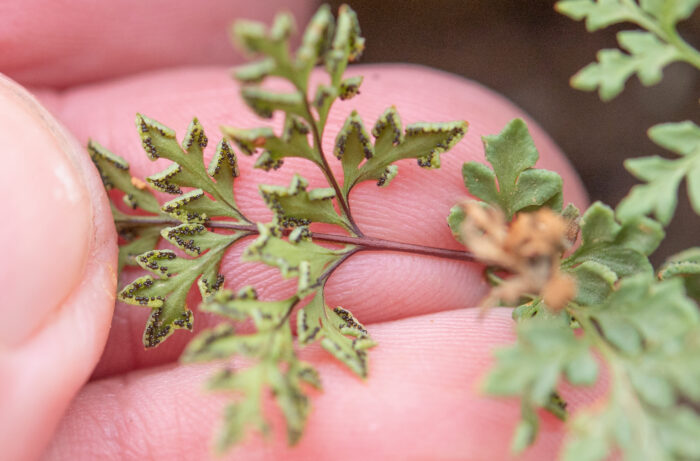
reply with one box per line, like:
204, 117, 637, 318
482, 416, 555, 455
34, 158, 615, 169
161, 189, 238, 223
562, 202, 662, 278
325, 4, 364, 85
119, 228, 244, 347
484, 315, 596, 401
562, 401, 634, 461
571, 31, 679, 100
90, 119, 247, 276
648, 120, 700, 157
259, 174, 344, 228
231, 4, 365, 131
221, 126, 273, 156
659, 247, 700, 301
339, 107, 468, 196
565, 348, 600, 385
233, 14, 293, 55
556, 0, 633, 32
230, 5, 360, 107
512, 299, 547, 321
203, 366, 272, 452
511, 402, 539, 454
240, 87, 306, 120
338, 75, 363, 100
297, 289, 375, 377
242, 223, 351, 296
267, 364, 312, 444
182, 290, 317, 449
617, 121, 700, 224
639, 0, 700, 23
617, 156, 685, 224
499, 274, 700, 460
563, 366, 700, 461
296, 4, 335, 70
183, 285, 322, 449
312, 84, 338, 120
161, 223, 230, 256
231, 12, 296, 87
87, 140, 161, 213
558, 0, 700, 102
222, 115, 319, 170
183, 323, 269, 361
564, 275, 700, 460
186, 272, 374, 448
114, 222, 162, 272
556, 0, 700, 34
295, 361, 322, 390
512, 170, 564, 213
686, 155, 700, 216
213, 375, 269, 453
208, 138, 240, 190
655, 409, 700, 460
485, 118, 537, 186
616, 30, 679, 86
483, 314, 596, 451
134, 249, 190, 279
135, 113, 179, 161
137, 114, 245, 220
335, 110, 375, 190
591, 275, 699, 354
461, 162, 499, 205
614, 215, 665, 255
232, 58, 277, 83
462, 118, 563, 219
446, 204, 465, 244
200, 287, 296, 325
569, 260, 618, 305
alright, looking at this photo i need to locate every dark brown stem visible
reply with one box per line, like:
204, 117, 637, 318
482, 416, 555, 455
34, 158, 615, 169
115, 216, 476, 263
273, 250, 359, 332
275, 296, 300, 330
318, 247, 361, 283
300, 96, 364, 237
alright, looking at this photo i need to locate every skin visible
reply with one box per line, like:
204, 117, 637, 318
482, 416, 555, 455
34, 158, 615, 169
0, 1, 598, 460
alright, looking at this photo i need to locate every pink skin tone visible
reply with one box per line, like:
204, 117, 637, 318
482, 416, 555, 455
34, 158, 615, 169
0, 1, 598, 460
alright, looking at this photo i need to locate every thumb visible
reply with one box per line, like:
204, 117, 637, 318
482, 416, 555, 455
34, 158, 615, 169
0, 74, 117, 460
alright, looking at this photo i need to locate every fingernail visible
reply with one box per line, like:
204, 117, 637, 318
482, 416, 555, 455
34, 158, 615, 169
0, 74, 92, 347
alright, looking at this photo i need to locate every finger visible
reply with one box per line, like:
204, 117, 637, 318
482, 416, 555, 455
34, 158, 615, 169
45, 309, 605, 461
0, 0, 313, 88
0, 74, 117, 459
37, 64, 587, 378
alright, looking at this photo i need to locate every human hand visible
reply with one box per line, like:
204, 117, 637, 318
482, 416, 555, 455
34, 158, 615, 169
0, 1, 595, 459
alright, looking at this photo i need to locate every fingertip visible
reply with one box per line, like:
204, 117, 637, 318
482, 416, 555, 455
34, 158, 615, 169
0, 74, 92, 346
0, 74, 117, 459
